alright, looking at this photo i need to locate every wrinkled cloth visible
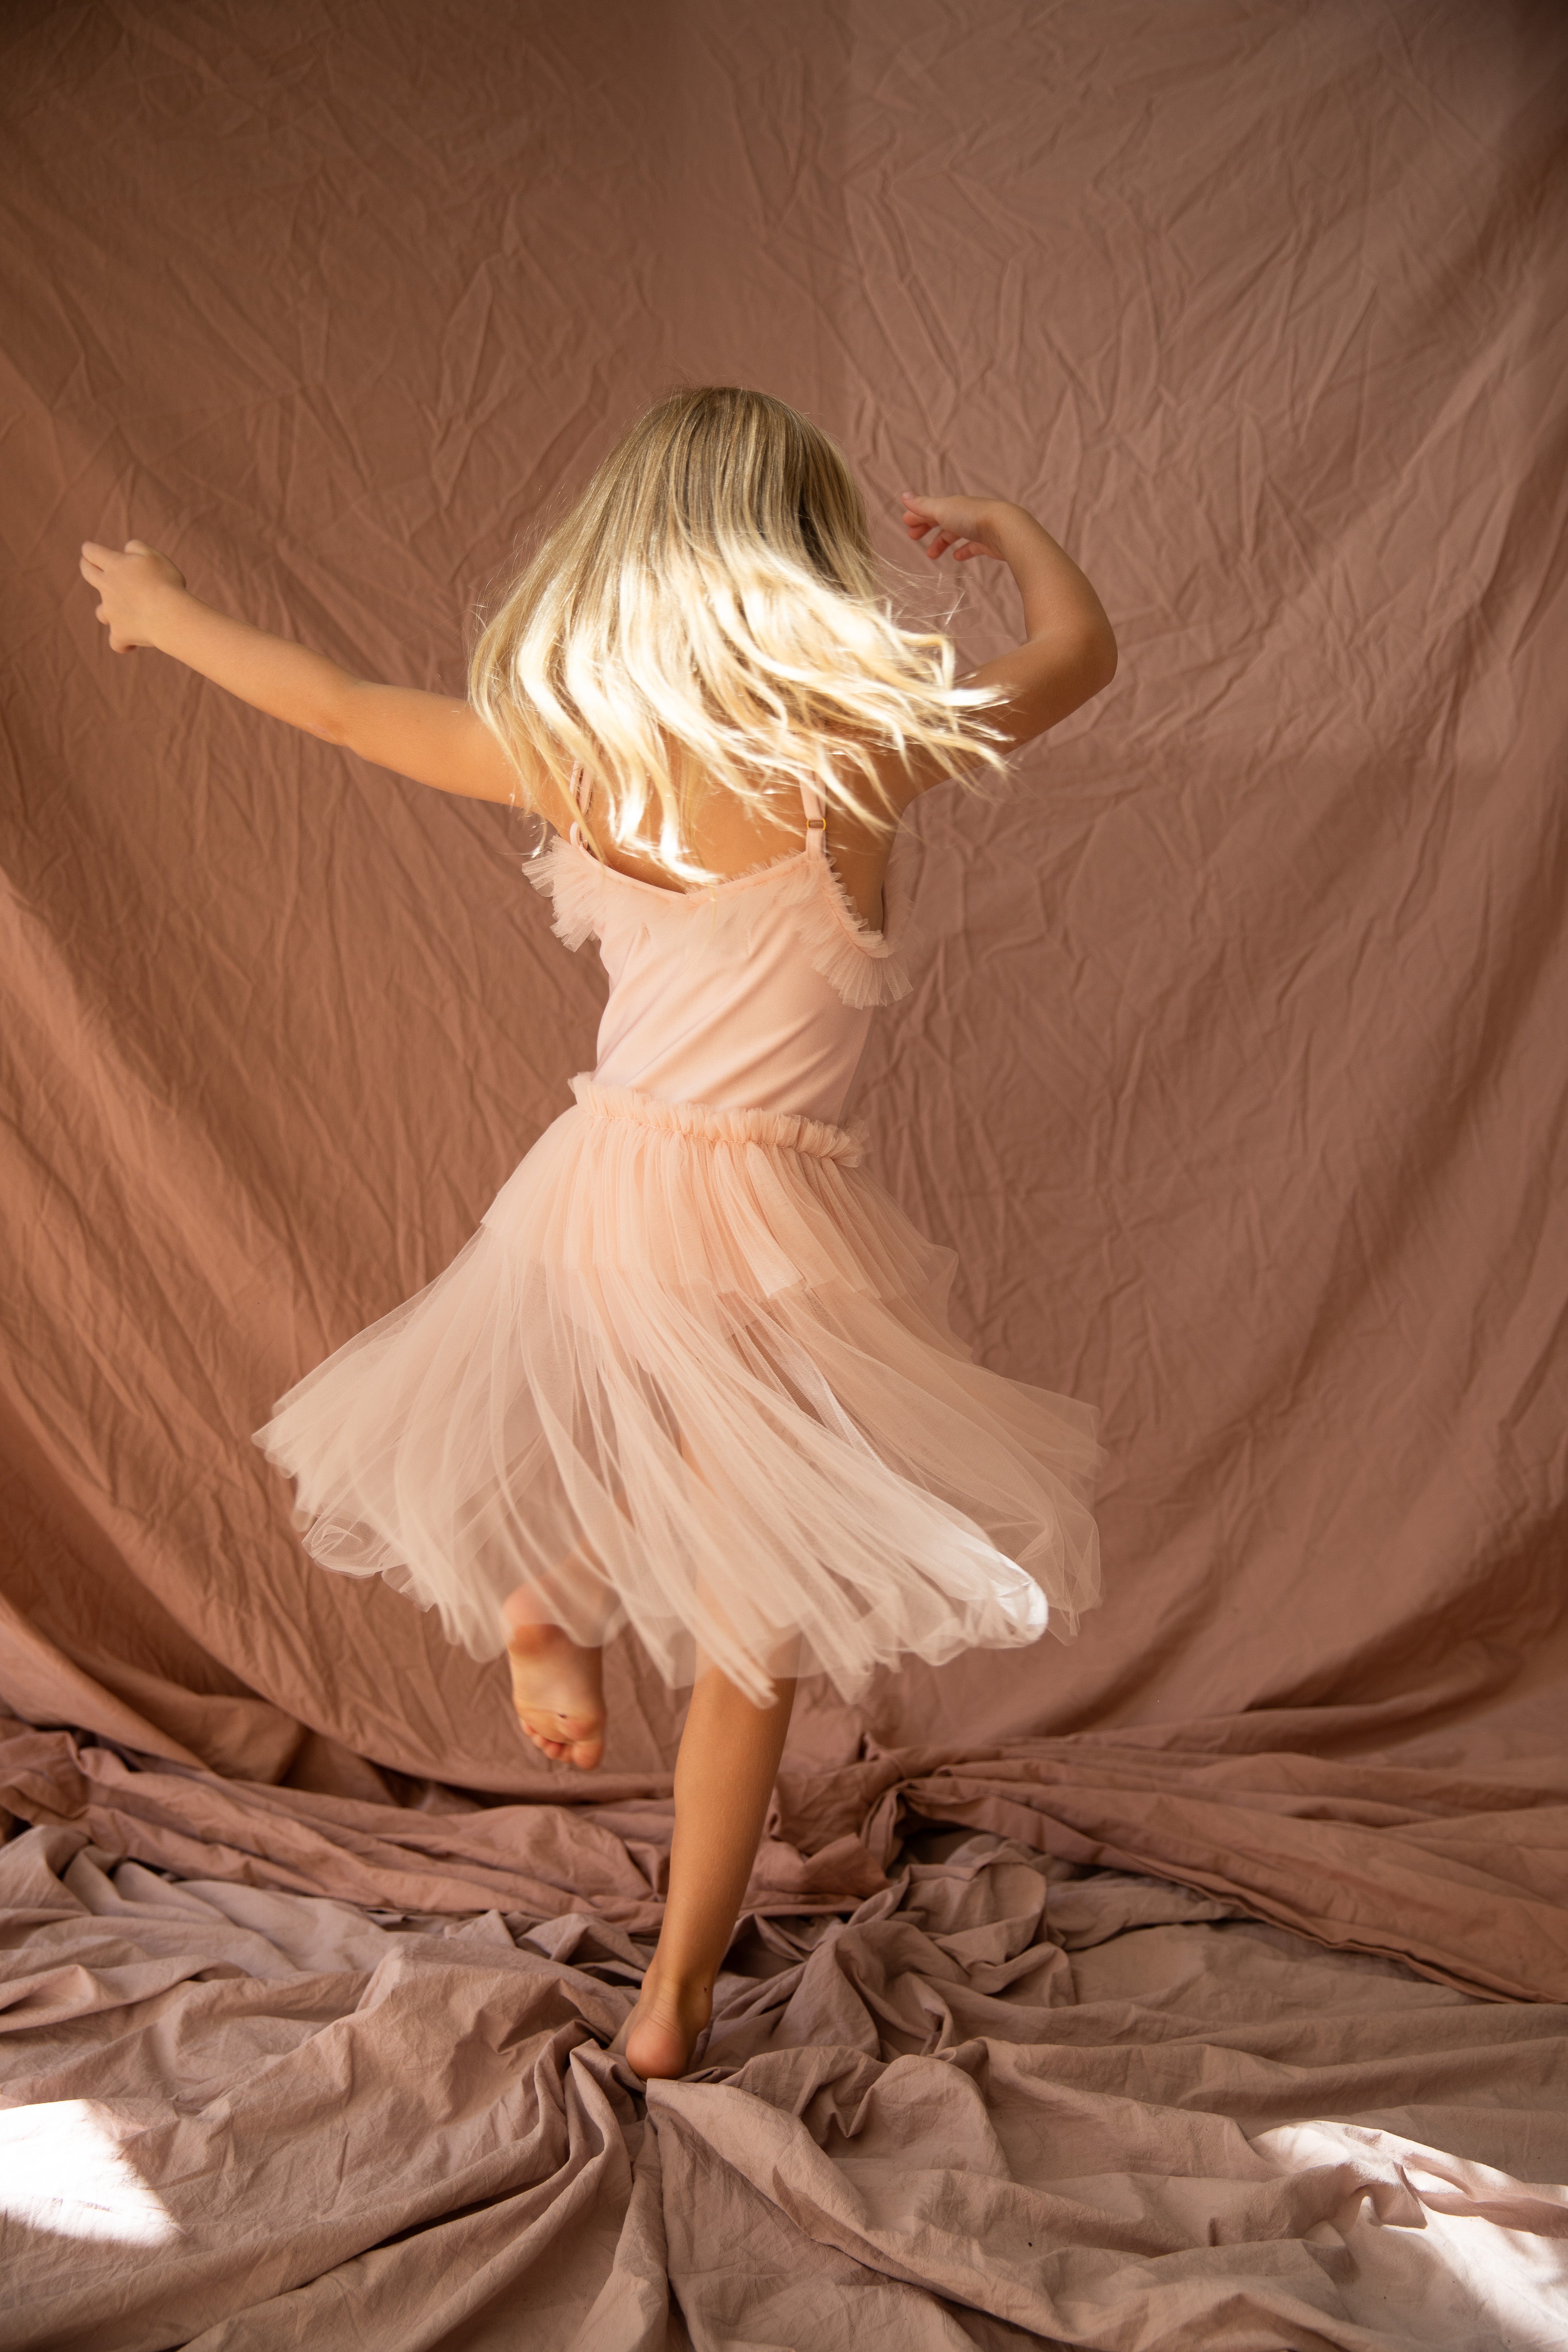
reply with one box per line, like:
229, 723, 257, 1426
3, 1820, 1566, 2351
4, 1722, 1565, 2002
3, 0, 1563, 1790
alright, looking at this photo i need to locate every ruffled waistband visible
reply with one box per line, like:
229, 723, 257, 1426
570, 1075, 866, 1165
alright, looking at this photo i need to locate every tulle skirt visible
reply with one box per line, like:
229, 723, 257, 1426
254, 1077, 1103, 1703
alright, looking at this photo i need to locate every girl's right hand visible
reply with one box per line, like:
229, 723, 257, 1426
79, 538, 187, 652
900, 492, 1006, 565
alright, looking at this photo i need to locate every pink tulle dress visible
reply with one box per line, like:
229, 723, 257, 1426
253, 780, 1102, 1702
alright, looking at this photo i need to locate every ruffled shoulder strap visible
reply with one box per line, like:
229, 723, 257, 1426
523, 771, 608, 949
523, 830, 605, 951
788, 784, 925, 1009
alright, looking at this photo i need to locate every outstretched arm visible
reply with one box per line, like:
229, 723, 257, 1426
899, 494, 1117, 758
78, 540, 522, 806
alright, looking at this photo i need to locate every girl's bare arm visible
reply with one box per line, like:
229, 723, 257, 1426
898, 493, 1117, 766
78, 540, 523, 805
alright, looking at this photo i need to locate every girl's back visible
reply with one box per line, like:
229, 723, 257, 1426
529, 767, 919, 1123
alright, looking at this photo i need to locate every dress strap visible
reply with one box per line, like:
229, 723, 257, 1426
800, 781, 828, 857
566, 763, 591, 852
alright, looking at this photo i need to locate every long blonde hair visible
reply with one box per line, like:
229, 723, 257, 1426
469, 386, 1004, 883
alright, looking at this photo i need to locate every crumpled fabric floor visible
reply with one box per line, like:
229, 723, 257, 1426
4, 1719, 1566, 2005
5, 1819, 1566, 2350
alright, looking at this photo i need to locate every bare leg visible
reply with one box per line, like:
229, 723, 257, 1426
502, 1589, 606, 1771
622, 1660, 797, 2080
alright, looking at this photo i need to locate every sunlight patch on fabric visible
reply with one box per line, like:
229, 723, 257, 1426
0, 2101, 180, 2247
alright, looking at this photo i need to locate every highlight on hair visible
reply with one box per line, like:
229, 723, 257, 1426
468, 385, 1006, 884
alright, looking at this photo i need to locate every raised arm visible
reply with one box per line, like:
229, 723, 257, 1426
898, 493, 1117, 764
78, 539, 523, 806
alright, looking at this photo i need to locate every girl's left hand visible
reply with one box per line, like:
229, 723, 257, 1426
79, 539, 188, 652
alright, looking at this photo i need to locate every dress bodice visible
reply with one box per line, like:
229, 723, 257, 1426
525, 783, 922, 1124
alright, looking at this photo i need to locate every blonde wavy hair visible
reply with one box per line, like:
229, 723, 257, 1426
469, 386, 1005, 884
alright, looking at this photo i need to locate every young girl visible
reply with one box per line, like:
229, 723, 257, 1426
80, 385, 1116, 2080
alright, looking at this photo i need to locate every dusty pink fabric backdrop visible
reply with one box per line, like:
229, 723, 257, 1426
3, 2, 1567, 2343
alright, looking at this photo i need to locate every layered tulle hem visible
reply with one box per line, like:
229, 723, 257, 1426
254, 1078, 1103, 1703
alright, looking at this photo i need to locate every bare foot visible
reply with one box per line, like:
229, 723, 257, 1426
619, 1970, 714, 2080
503, 1618, 606, 1769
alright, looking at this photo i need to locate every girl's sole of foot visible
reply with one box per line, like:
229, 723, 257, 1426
503, 1616, 606, 1769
